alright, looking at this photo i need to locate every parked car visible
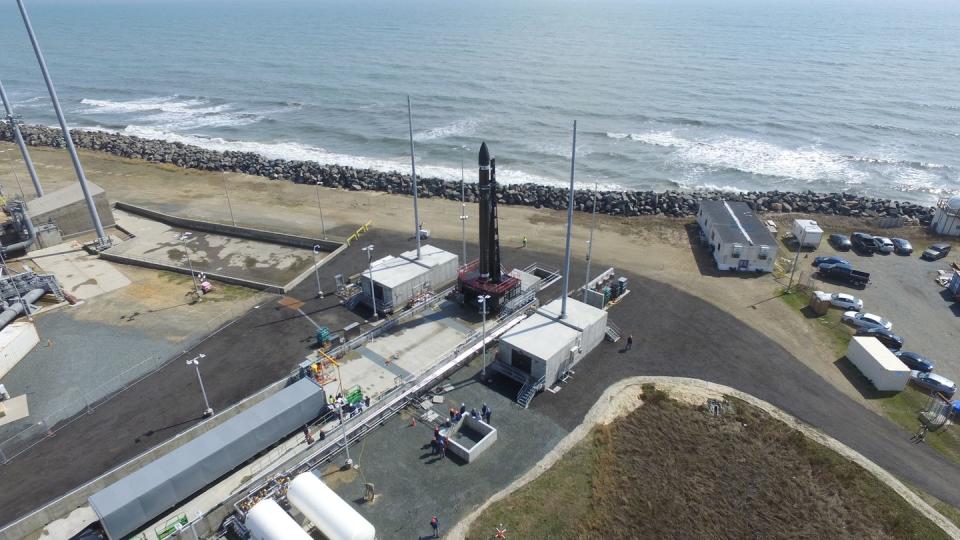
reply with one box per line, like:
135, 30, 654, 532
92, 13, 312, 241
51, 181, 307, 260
921, 243, 952, 261
817, 263, 870, 288
813, 255, 851, 267
893, 351, 934, 373
829, 292, 863, 311
911, 372, 957, 398
891, 238, 913, 255
875, 237, 895, 254
856, 328, 904, 350
842, 311, 892, 331
829, 233, 852, 251
851, 232, 876, 253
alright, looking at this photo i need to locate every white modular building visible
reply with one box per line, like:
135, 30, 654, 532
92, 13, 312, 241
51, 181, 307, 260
697, 200, 778, 273
931, 195, 960, 237
359, 244, 458, 313
791, 219, 823, 248
846, 336, 910, 392
496, 297, 608, 389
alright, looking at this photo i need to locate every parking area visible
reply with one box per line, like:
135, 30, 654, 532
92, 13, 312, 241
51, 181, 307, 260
808, 231, 960, 384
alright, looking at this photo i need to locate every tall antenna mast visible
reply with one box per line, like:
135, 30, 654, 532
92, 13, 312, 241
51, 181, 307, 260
459, 154, 468, 266
407, 96, 421, 259
16, 0, 108, 248
0, 79, 43, 197
560, 120, 577, 319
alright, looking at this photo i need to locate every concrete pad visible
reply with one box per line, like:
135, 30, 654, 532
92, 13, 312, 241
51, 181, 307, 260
26, 242, 132, 300
325, 354, 399, 399
365, 320, 471, 377
35, 505, 98, 540
0, 394, 29, 426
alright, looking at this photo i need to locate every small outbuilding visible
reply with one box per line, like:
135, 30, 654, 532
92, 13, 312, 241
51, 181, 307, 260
495, 297, 607, 392
697, 200, 777, 272
359, 244, 458, 314
791, 219, 823, 249
931, 195, 960, 237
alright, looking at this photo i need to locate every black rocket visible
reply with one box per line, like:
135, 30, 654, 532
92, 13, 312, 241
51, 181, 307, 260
478, 142, 503, 283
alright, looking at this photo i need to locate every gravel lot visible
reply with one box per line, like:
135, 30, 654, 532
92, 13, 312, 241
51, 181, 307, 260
810, 234, 960, 384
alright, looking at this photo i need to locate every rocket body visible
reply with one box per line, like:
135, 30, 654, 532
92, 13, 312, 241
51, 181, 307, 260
477, 142, 502, 283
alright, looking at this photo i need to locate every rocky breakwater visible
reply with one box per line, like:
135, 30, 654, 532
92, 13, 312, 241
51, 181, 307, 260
0, 124, 936, 223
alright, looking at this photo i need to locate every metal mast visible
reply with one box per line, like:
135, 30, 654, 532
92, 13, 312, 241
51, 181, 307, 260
16, 0, 109, 247
407, 96, 421, 259
583, 182, 598, 302
560, 121, 577, 319
0, 79, 43, 197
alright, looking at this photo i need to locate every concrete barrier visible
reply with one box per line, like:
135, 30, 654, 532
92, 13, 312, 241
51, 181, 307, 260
113, 202, 342, 252
99, 251, 286, 294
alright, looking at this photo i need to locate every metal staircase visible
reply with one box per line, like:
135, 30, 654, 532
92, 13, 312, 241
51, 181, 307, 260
517, 376, 545, 409
605, 321, 622, 342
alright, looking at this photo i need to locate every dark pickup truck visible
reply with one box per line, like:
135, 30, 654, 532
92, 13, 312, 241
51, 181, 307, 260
817, 263, 870, 288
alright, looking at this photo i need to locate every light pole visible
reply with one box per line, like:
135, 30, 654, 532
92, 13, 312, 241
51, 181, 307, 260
186, 353, 213, 417
314, 181, 327, 239
222, 172, 236, 227
338, 398, 353, 469
583, 182, 598, 302
361, 244, 378, 320
478, 294, 491, 379
176, 232, 202, 300
312, 244, 323, 298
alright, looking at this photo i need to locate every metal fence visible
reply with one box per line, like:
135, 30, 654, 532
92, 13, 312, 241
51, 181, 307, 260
0, 303, 253, 465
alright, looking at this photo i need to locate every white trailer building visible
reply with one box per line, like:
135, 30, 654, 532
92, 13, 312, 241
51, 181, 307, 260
496, 297, 607, 392
846, 336, 910, 392
359, 244, 458, 313
697, 200, 777, 272
791, 219, 823, 249
931, 195, 960, 237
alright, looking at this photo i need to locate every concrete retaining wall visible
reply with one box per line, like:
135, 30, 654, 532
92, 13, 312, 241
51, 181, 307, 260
99, 251, 285, 294
113, 202, 341, 252
447, 416, 497, 464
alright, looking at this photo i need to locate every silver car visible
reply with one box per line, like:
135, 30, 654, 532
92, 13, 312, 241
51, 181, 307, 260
842, 311, 892, 331
830, 293, 863, 311
875, 237, 895, 254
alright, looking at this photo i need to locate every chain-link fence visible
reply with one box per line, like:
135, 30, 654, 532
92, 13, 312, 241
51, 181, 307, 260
0, 303, 253, 465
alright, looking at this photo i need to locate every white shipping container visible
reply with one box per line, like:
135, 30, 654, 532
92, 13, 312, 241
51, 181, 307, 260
792, 219, 824, 248
0, 322, 39, 379
846, 336, 910, 391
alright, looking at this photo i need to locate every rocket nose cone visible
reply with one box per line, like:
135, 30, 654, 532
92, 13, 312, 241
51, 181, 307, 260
479, 142, 490, 166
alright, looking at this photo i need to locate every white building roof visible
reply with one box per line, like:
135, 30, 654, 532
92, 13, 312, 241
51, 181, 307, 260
500, 311, 582, 361
400, 244, 458, 269
537, 297, 607, 331
368, 255, 430, 289
852, 336, 910, 372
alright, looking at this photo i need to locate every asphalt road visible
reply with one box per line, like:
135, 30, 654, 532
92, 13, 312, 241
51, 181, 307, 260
2, 229, 960, 530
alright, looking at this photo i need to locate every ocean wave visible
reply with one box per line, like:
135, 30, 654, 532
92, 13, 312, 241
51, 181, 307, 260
78, 96, 267, 131
413, 117, 481, 142
107, 125, 618, 190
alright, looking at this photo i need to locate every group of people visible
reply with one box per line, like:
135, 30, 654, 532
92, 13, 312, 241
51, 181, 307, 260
447, 402, 493, 425
327, 392, 372, 421
430, 426, 450, 458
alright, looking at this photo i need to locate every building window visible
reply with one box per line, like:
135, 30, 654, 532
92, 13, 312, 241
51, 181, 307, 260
732, 243, 743, 258
758, 246, 769, 259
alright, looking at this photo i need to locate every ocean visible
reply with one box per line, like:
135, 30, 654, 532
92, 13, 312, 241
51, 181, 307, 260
0, 0, 958, 203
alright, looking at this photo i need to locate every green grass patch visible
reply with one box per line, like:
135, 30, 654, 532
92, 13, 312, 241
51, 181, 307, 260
777, 286, 852, 355
876, 387, 960, 465
465, 432, 598, 540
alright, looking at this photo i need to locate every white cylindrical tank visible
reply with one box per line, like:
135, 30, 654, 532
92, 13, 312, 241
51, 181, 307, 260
288, 472, 376, 540
245, 498, 312, 540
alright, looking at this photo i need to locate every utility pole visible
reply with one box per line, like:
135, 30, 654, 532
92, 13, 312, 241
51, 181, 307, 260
186, 353, 213, 417
583, 182, 598, 302
222, 172, 236, 227
314, 181, 327, 239
560, 121, 577, 319
312, 245, 323, 298
0, 78, 42, 197
177, 232, 202, 300
362, 244, 378, 320
17, 0, 108, 248
407, 96, 421, 259
459, 155, 468, 266
787, 227, 808, 293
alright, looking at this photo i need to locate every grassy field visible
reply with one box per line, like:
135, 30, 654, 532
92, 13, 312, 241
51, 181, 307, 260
466, 386, 949, 539
778, 285, 852, 355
